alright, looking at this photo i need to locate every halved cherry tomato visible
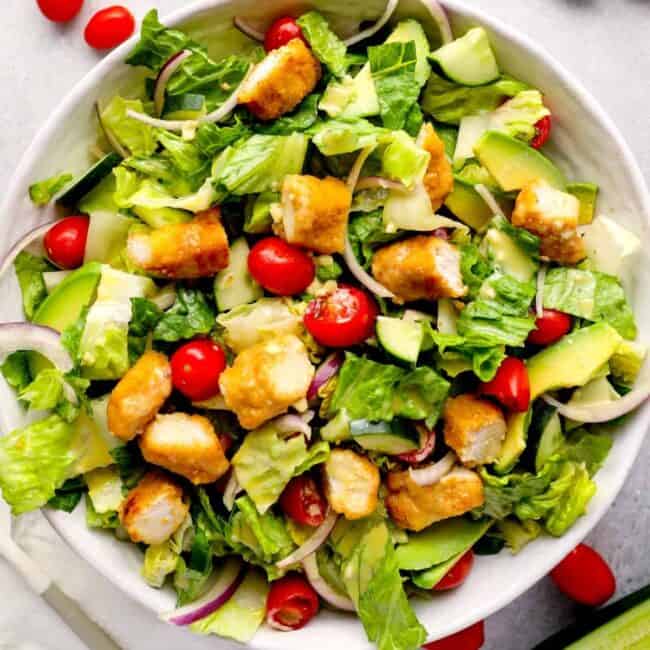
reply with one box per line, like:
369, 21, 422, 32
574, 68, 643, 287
36, 0, 83, 22
433, 550, 475, 591
481, 356, 530, 412
531, 115, 552, 149
266, 574, 319, 631
170, 339, 227, 402
44, 216, 89, 269
304, 284, 378, 348
527, 309, 572, 346
264, 16, 306, 52
423, 621, 485, 650
550, 543, 616, 606
84, 6, 135, 50
248, 237, 315, 296
280, 475, 327, 527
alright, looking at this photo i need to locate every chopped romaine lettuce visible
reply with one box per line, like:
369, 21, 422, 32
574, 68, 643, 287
85, 467, 123, 514
195, 120, 251, 157
348, 210, 400, 269
153, 287, 215, 342
610, 340, 647, 386
497, 518, 542, 554
142, 541, 179, 588
85, 493, 119, 529
101, 97, 157, 157
29, 173, 73, 206
297, 12, 347, 77
311, 119, 387, 155
47, 476, 86, 513
156, 130, 210, 190
255, 94, 321, 136
381, 131, 430, 189
14, 252, 53, 321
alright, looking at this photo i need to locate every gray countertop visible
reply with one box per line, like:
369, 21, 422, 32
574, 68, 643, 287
0, 1, 649, 649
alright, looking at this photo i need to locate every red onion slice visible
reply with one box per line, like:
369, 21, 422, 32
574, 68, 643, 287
308, 352, 343, 401
0, 222, 57, 280
125, 109, 191, 133
423, 0, 454, 45
0, 323, 74, 373
536, 265, 547, 319
302, 553, 356, 612
223, 472, 243, 512
409, 451, 456, 487
161, 558, 243, 626
541, 387, 650, 423
154, 50, 192, 117
273, 413, 312, 439
343, 0, 399, 46
346, 146, 375, 192
396, 424, 436, 464
276, 510, 338, 569
354, 177, 407, 193
96, 102, 128, 158
233, 16, 266, 42
475, 183, 506, 219
343, 235, 395, 299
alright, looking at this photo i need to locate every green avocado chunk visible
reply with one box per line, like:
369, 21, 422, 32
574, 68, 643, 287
567, 182, 599, 225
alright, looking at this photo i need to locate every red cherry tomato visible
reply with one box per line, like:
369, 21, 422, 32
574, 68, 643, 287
531, 115, 552, 149
423, 621, 485, 650
248, 237, 315, 296
170, 339, 227, 402
527, 309, 572, 346
550, 543, 616, 607
304, 284, 378, 348
84, 6, 135, 50
266, 574, 319, 631
481, 356, 530, 413
280, 475, 328, 527
44, 216, 89, 269
433, 551, 475, 591
264, 16, 306, 52
36, 0, 83, 22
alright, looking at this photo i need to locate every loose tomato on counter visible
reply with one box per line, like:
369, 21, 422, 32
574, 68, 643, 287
280, 475, 328, 527
304, 284, 378, 348
550, 543, 616, 607
433, 550, 475, 592
481, 356, 530, 413
248, 237, 315, 296
84, 6, 135, 50
531, 115, 552, 149
44, 216, 89, 269
423, 620, 485, 650
264, 16, 306, 52
170, 339, 227, 402
36, 0, 83, 22
527, 309, 572, 346
266, 574, 319, 631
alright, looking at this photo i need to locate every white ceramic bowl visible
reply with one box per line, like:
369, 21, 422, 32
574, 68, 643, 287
1, 1, 649, 646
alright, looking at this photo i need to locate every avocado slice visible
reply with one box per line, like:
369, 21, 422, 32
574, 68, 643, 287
482, 227, 537, 282
474, 131, 566, 191
386, 19, 432, 86
567, 182, 599, 224
444, 177, 495, 231
132, 205, 193, 228
494, 322, 623, 473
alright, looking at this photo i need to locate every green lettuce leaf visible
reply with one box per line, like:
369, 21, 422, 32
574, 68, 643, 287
29, 173, 73, 206
255, 94, 321, 135
196, 120, 251, 157
85, 493, 119, 529
311, 119, 387, 156
492, 215, 541, 260
315, 256, 343, 281
142, 541, 179, 588
101, 97, 157, 157
18, 369, 87, 422
110, 443, 146, 492
153, 287, 215, 342
14, 252, 53, 320
381, 131, 430, 189
156, 130, 210, 190
297, 12, 347, 77
545, 464, 596, 536
47, 476, 86, 513
460, 242, 494, 299
1, 351, 32, 393
491, 90, 551, 143
497, 518, 542, 554
348, 210, 400, 269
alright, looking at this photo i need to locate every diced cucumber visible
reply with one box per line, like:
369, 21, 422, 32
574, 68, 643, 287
444, 176, 496, 231
57, 153, 122, 208
430, 27, 499, 87
133, 205, 193, 228
351, 419, 419, 454
403, 310, 434, 351
376, 316, 424, 363
214, 238, 262, 312
163, 93, 207, 121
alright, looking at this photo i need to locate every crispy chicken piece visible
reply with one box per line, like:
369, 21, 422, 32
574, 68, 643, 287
275, 175, 351, 254
386, 467, 484, 531
372, 235, 467, 303
127, 208, 229, 279
512, 179, 585, 264
107, 351, 172, 442
443, 394, 506, 467
119, 470, 189, 545
238, 38, 321, 121
419, 123, 454, 211
219, 334, 314, 429
323, 449, 380, 520
139, 413, 230, 485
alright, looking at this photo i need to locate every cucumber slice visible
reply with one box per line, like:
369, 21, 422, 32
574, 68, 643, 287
430, 27, 499, 87
163, 93, 207, 120
535, 410, 564, 472
133, 205, 192, 228
351, 419, 419, 454
376, 316, 424, 363
57, 153, 122, 208
214, 238, 263, 312
403, 310, 434, 351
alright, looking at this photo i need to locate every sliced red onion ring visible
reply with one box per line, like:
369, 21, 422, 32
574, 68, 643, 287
408, 451, 456, 487
308, 352, 343, 401
354, 177, 407, 193
276, 510, 338, 569
95, 102, 128, 158
302, 553, 355, 612
274, 413, 312, 439
125, 109, 192, 133
161, 558, 243, 626
475, 183, 506, 219
233, 16, 266, 42
154, 50, 192, 117
0, 222, 57, 280
396, 424, 437, 464
0, 323, 74, 373
223, 472, 243, 512
432, 227, 450, 240
343, 0, 399, 46
346, 146, 375, 192
343, 236, 395, 299
536, 265, 547, 319
541, 387, 650, 423
423, 0, 454, 45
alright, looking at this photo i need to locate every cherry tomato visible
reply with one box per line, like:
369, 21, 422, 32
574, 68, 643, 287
36, 0, 83, 22
170, 339, 227, 402
248, 237, 315, 296
84, 6, 135, 50
280, 475, 328, 527
433, 550, 475, 591
304, 285, 378, 348
531, 115, 552, 149
44, 216, 89, 269
266, 574, 319, 631
264, 16, 305, 52
481, 356, 530, 413
550, 543, 616, 606
423, 621, 485, 650
527, 309, 572, 346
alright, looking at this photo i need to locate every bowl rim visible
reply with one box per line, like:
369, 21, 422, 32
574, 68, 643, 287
3, 0, 650, 644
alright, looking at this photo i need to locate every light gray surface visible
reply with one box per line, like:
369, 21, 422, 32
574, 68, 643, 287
0, 1, 648, 649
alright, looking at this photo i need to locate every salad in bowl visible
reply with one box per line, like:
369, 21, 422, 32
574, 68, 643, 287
0, 2, 647, 648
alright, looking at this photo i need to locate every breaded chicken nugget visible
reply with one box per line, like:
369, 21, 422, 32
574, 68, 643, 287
107, 351, 172, 442
419, 123, 454, 211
